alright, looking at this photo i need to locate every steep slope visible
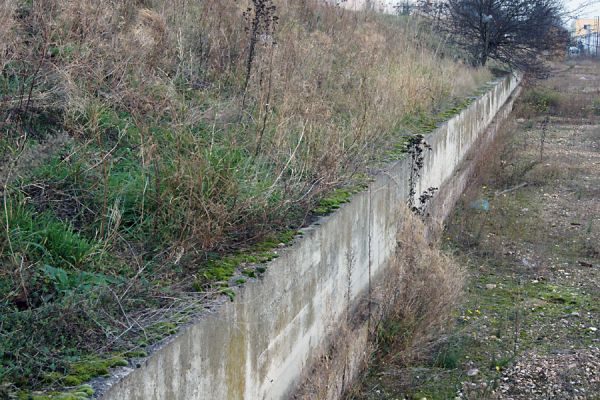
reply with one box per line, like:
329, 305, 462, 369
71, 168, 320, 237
0, 0, 490, 396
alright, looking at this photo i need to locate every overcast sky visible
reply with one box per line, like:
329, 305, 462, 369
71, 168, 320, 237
373, 0, 600, 19
566, 0, 600, 18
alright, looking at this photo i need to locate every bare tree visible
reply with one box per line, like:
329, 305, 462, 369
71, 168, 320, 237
421, 0, 568, 74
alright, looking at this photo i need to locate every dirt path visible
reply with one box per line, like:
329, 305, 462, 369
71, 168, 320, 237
351, 62, 600, 399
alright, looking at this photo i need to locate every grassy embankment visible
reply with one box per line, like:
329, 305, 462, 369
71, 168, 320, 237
0, 0, 490, 396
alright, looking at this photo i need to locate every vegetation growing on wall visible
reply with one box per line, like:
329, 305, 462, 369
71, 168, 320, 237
0, 0, 491, 394
406, 134, 439, 217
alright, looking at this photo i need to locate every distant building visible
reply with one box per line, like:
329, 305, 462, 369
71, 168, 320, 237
574, 18, 599, 36
331, 0, 409, 14
572, 18, 600, 56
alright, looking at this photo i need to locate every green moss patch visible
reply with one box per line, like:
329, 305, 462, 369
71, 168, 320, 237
193, 229, 300, 290
18, 384, 94, 399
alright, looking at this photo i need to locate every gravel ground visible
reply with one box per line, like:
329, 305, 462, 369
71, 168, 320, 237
490, 62, 600, 400
495, 347, 600, 399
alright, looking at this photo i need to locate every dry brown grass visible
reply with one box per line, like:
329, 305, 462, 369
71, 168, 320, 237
297, 205, 466, 399
0, 0, 16, 70
1, 0, 490, 255
0, 1, 486, 392
516, 61, 600, 121
373, 206, 466, 364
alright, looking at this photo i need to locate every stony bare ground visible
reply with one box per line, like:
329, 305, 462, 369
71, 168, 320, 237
495, 348, 600, 399
487, 61, 600, 400
350, 61, 600, 400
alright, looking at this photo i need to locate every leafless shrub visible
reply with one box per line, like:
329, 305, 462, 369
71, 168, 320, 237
421, 0, 568, 76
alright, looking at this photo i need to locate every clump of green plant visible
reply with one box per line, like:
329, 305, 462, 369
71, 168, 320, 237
18, 384, 95, 400
192, 229, 299, 290
63, 357, 128, 386
433, 338, 467, 369
313, 188, 356, 215
592, 97, 600, 116
520, 87, 561, 114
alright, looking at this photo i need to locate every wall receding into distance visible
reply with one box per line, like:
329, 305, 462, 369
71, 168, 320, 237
97, 74, 521, 400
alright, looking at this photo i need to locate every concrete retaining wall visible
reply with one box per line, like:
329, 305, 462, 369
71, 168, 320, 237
98, 74, 520, 400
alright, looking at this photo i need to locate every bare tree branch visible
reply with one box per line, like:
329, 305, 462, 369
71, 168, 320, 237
418, 0, 569, 76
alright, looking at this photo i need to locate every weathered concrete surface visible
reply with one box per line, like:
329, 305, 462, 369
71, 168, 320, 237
98, 74, 520, 400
